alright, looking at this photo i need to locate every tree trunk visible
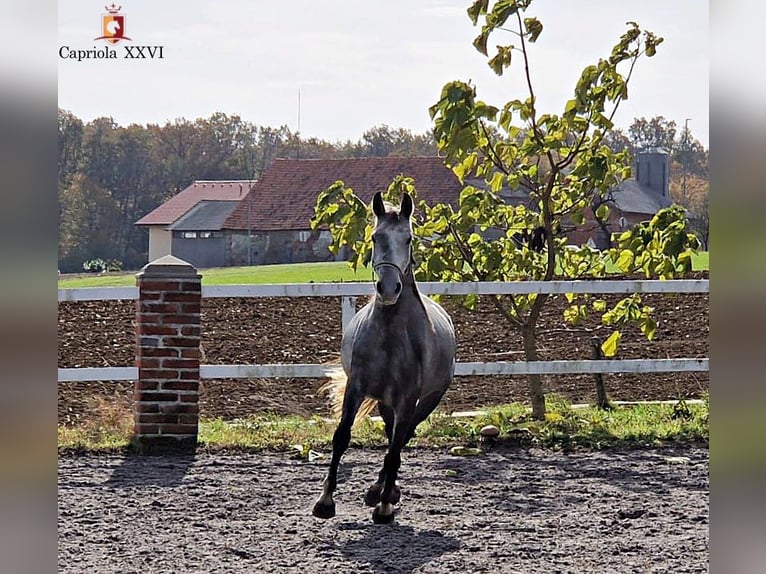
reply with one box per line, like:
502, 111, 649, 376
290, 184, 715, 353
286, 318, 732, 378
589, 336, 613, 410
522, 326, 546, 420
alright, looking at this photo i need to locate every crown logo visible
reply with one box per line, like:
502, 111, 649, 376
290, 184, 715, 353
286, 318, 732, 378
95, 3, 130, 44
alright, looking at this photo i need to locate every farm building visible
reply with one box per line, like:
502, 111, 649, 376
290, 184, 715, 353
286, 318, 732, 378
478, 150, 674, 249
134, 180, 255, 266
135, 157, 462, 268
572, 149, 674, 249
135, 151, 674, 268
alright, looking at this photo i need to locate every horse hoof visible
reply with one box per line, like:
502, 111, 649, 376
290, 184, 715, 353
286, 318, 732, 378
364, 484, 401, 507
364, 484, 382, 507
372, 503, 396, 524
312, 500, 336, 519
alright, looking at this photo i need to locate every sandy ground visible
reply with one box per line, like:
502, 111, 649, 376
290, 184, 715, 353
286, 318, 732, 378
58, 444, 708, 573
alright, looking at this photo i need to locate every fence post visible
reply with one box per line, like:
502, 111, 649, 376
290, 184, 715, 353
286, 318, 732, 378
341, 296, 357, 332
134, 255, 201, 452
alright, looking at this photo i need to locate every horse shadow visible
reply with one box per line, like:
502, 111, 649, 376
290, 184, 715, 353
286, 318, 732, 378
105, 452, 196, 488
334, 521, 461, 574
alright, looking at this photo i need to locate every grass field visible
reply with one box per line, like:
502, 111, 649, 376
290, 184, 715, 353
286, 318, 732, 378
57, 394, 709, 452
58, 253, 709, 289
58, 261, 366, 288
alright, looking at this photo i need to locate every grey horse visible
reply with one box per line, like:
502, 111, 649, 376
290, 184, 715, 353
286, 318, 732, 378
312, 191, 456, 524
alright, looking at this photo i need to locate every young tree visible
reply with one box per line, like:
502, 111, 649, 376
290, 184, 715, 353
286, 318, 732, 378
629, 115, 677, 152
313, 0, 699, 419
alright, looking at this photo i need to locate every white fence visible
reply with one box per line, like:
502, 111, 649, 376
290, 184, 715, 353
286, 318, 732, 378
57, 279, 709, 382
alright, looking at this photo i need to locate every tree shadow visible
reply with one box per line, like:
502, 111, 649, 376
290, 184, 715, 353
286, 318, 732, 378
105, 452, 196, 488
425, 444, 708, 516
334, 521, 461, 574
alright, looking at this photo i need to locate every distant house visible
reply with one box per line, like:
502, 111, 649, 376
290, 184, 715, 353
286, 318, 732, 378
477, 150, 673, 249
135, 180, 254, 267
571, 149, 673, 249
135, 157, 461, 268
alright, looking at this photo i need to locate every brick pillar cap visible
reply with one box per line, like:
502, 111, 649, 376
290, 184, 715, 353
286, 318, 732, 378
136, 255, 201, 279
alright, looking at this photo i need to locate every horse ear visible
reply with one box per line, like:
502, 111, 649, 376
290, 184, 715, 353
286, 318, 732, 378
400, 193, 413, 219
372, 192, 386, 218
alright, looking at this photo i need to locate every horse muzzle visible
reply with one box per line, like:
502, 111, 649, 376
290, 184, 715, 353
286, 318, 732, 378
374, 264, 403, 306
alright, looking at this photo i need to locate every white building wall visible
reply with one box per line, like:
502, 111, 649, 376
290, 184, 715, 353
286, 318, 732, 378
148, 227, 172, 262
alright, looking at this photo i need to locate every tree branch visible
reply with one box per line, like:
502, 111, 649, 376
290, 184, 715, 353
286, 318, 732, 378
479, 121, 510, 175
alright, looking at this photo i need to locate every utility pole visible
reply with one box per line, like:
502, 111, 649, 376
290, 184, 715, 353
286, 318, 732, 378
296, 88, 301, 160
681, 118, 691, 206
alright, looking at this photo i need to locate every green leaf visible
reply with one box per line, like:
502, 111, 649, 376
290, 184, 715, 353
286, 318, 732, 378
592, 299, 607, 312
488, 45, 513, 76
467, 0, 489, 25
563, 305, 585, 325
524, 17, 543, 42
468, 232, 483, 247
601, 331, 622, 357
640, 316, 657, 340
473, 28, 490, 56
616, 249, 634, 272
564, 98, 578, 116
463, 293, 479, 311
595, 204, 610, 221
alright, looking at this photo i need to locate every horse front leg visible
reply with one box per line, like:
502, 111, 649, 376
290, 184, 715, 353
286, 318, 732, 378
364, 403, 401, 507
312, 387, 363, 519
372, 407, 413, 524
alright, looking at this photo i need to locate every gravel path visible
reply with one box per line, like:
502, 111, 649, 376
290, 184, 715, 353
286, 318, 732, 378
58, 445, 708, 573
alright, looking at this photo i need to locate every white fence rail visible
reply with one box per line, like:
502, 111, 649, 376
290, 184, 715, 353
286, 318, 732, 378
58, 358, 709, 383
58, 279, 709, 383
58, 279, 709, 303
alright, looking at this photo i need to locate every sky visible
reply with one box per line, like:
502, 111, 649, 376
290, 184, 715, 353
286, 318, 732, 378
58, 0, 709, 147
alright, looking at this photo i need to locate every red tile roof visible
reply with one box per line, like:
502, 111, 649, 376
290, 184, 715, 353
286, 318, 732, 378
223, 157, 461, 231
135, 180, 256, 226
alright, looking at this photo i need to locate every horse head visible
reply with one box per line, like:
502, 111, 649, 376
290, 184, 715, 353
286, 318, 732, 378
371, 191, 414, 306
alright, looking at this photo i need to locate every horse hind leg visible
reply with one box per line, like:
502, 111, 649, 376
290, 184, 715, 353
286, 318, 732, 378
408, 389, 449, 440
312, 385, 363, 519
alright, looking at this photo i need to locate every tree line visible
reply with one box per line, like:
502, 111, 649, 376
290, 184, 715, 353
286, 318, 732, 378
58, 109, 708, 272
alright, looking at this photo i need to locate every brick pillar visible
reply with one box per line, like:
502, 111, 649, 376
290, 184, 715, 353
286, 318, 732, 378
134, 255, 201, 452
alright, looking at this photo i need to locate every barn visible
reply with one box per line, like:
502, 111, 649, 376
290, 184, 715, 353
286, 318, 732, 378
134, 180, 254, 266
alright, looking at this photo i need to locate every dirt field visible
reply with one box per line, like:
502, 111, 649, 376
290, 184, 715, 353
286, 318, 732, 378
58, 444, 709, 573
58, 275, 708, 424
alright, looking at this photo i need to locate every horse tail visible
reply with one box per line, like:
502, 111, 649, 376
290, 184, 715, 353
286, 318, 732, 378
319, 366, 378, 426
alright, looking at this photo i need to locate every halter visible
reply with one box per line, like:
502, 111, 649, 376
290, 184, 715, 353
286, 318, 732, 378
372, 261, 405, 285
372, 245, 414, 283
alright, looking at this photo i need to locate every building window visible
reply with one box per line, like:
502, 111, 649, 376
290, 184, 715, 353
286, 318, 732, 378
181, 231, 197, 239
298, 231, 311, 242
200, 231, 222, 239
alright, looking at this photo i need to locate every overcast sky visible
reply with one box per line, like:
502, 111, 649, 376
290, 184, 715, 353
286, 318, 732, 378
58, 1, 708, 147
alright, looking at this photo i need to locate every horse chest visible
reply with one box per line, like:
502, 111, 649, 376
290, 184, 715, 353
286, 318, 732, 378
350, 320, 425, 389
